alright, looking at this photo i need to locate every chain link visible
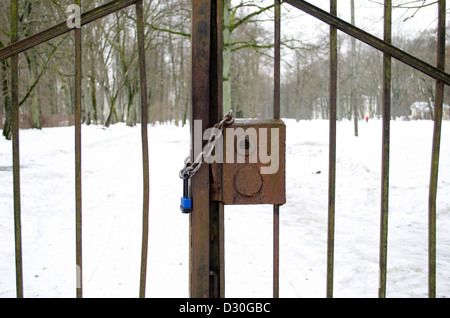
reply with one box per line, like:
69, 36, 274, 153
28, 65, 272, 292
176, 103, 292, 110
179, 110, 235, 179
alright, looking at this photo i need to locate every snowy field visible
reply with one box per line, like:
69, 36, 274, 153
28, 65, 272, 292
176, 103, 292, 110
0, 119, 449, 298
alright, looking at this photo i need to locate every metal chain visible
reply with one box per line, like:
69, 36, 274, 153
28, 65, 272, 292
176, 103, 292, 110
179, 110, 235, 179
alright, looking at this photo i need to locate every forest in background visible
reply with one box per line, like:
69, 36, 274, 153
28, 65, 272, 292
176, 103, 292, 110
0, 0, 449, 140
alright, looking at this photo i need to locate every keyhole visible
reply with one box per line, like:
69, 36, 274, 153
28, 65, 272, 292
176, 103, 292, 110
239, 136, 250, 150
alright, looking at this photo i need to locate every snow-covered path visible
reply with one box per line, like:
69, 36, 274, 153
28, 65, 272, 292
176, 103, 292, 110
1, 119, 449, 298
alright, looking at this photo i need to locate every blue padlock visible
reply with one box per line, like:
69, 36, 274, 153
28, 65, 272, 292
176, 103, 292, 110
180, 178, 192, 214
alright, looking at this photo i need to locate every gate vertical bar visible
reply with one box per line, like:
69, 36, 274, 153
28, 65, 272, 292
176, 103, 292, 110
273, 0, 281, 299
273, 204, 280, 298
379, 0, 391, 299
327, 0, 337, 299
75, 0, 83, 299
428, 0, 446, 299
218, 0, 225, 298
136, 0, 150, 298
209, 0, 225, 298
274, 0, 281, 120
191, 0, 212, 298
11, 0, 23, 299
190, 0, 223, 298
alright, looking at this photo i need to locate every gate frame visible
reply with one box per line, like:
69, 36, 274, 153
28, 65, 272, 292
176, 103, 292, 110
283, 0, 447, 298
0, 0, 149, 298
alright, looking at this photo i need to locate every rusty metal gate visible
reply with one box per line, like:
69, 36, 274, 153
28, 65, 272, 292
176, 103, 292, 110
0, 0, 149, 298
0, 0, 448, 298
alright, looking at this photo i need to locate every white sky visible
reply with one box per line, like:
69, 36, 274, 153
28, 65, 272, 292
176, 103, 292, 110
280, 0, 448, 40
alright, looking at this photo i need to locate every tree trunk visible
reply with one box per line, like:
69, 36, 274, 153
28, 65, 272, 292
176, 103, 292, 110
105, 98, 117, 127
351, 0, 358, 136
223, 0, 232, 115
180, 40, 188, 126
1, 59, 11, 140
30, 53, 42, 129
126, 82, 138, 127
90, 42, 98, 124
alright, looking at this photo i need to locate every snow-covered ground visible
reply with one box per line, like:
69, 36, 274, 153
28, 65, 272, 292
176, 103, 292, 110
0, 119, 449, 298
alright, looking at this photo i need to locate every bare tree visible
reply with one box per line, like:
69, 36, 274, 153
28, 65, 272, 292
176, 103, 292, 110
350, 0, 359, 136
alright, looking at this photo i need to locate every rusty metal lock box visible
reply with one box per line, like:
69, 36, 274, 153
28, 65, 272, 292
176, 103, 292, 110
222, 119, 286, 205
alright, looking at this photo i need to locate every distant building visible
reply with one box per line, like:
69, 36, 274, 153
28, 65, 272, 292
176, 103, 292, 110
410, 101, 450, 120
